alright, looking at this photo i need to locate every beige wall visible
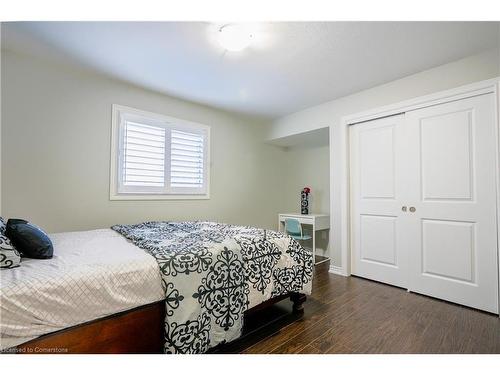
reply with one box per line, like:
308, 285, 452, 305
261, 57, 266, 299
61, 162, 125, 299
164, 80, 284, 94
1, 49, 288, 233
281, 144, 330, 256
0, 36, 2, 217
282, 145, 329, 215
269, 48, 500, 266
3, 45, 499, 264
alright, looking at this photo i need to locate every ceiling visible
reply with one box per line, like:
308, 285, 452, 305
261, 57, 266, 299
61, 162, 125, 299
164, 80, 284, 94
2, 22, 499, 119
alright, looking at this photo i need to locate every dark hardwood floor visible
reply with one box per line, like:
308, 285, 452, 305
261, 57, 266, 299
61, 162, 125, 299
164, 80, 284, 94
222, 262, 500, 354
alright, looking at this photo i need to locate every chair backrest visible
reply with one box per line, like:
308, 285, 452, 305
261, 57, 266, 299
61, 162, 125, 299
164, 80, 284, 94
285, 218, 302, 236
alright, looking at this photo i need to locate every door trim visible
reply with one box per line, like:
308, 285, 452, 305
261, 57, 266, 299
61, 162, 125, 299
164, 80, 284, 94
331, 77, 500, 314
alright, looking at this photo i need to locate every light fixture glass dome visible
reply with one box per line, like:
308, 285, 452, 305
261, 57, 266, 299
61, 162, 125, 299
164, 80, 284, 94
217, 24, 254, 52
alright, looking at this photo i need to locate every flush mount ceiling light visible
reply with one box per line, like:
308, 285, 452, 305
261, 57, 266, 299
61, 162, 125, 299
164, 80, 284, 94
217, 24, 255, 52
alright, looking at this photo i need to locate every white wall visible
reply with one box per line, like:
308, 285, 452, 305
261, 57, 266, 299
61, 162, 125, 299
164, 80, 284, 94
1, 49, 288, 233
268, 48, 500, 266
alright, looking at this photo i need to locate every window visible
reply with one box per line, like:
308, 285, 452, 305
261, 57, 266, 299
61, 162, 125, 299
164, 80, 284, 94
110, 105, 210, 200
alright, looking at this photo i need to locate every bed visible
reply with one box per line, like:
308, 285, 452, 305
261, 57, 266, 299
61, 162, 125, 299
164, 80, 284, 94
0, 221, 313, 354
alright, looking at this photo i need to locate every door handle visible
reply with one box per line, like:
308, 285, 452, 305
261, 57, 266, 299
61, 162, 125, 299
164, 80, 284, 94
401, 206, 407, 212
409, 207, 416, 213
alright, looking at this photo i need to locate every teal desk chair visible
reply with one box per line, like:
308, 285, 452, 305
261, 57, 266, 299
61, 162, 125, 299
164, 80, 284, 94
285, 218, 312, 241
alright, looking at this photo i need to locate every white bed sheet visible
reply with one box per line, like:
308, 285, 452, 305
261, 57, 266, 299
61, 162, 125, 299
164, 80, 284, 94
0, 229, 164, 350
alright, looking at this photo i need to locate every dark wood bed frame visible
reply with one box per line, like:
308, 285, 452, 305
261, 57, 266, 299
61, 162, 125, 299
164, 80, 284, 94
14, 292, 306, 354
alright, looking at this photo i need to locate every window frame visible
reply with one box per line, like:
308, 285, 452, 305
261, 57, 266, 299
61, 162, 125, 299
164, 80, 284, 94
110, 104, 211, 200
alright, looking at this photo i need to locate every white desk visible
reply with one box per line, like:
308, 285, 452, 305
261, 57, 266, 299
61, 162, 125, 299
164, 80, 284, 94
278, 213, 330, 265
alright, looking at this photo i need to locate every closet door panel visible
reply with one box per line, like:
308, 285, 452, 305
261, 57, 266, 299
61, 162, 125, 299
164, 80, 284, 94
350, 115, 409, 288
420, 109, 473, 201
421, 219, 475, 283
359, 124, 396, 199
405, 93, 498, 313
359, 214, 397, 267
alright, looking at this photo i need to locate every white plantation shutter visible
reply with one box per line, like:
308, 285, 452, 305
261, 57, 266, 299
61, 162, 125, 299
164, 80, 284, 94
123, 122, 166, 187
170, 130, 205, 189
112, 105, 210, 198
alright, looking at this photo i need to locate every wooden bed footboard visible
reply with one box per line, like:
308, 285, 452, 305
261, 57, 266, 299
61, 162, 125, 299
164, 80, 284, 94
13, 292, 306, 354
14, 302, 165, 354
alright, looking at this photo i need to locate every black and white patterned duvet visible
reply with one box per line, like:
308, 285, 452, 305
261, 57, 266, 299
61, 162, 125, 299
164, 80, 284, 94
112, 221, 313, 354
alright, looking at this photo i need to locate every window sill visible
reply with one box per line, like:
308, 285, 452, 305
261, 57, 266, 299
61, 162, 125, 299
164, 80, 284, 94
109, 193, 210, 201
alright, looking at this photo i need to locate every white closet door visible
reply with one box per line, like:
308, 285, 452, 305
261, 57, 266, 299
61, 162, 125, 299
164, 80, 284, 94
405, 93, 499, 313
350, 114, 410, 288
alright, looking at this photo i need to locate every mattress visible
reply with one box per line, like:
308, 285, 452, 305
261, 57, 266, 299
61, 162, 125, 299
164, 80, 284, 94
0, 229, 164, 350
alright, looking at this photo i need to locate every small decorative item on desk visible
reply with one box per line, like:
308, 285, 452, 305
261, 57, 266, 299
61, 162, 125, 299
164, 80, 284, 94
301, 187, 311, 214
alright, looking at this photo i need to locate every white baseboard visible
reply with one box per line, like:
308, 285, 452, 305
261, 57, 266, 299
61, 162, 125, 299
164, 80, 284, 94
329, 264, 348, 276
